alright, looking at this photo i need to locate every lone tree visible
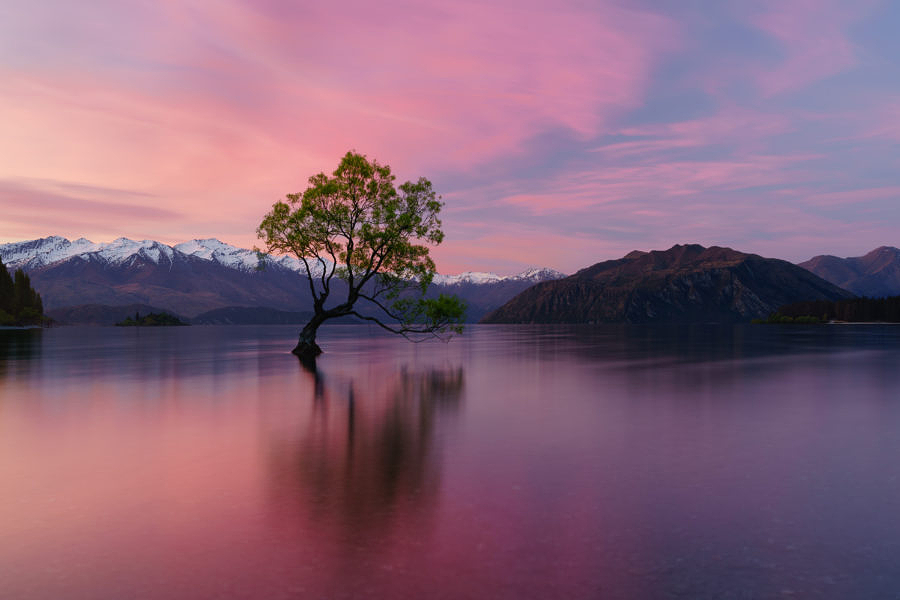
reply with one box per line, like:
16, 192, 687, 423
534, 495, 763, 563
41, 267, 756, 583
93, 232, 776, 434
257, 151, 465, 359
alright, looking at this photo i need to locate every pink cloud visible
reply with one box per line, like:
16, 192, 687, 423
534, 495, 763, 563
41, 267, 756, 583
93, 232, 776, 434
859, 99, 900, 141
591, 108, 797, 162
1, 0, 898, 273
501, 152, 821, 215
0, 0, 679, 258
793, 185, 900, 207
746, 0, 873, 97
431, 220, 623, 275
435, 194, 887, 273
612, 109, 795, 149
110, 0, 677, 172
0, 179, 182, 245
692, 1, 876, 101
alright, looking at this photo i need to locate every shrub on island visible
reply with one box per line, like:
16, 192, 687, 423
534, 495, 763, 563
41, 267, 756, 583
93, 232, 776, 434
115, 312, 189, 327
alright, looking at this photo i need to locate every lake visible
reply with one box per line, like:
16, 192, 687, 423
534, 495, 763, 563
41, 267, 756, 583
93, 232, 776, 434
2, 324, 900, 599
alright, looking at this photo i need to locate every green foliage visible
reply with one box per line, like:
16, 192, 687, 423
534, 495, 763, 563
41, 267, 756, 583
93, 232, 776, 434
0, 256, 46, 326
755, 296, 900, 324
115, 312, 189, 327
771, 296, 900, 323
0, 259, 13, 314
257, 151, 465, 343
389, 293, 467, 334
753, 313, 823, 324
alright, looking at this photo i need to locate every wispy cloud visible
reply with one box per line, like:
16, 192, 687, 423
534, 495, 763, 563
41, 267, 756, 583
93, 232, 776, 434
745, 0, 870, 97
0, 179, 179, 243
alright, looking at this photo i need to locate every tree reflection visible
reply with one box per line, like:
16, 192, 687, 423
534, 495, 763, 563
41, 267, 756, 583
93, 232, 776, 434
0, 329, 42, 378
265, 363, 464, 544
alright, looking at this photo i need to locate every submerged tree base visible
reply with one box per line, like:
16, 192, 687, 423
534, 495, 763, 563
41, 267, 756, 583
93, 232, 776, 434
291, 340, 322, 360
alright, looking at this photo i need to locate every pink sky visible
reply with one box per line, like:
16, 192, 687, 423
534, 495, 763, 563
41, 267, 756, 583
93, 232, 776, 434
1, 0, 898, 274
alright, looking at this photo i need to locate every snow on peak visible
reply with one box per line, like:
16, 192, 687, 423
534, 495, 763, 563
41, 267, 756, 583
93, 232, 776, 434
172, 239, 215, 260
0, 236, 178, 268
432, 271, 502, 286
174, 238, 266, 271
76, 238, 176, 266
176, 239, 337, 275
432, 267, 566, 286
513, 267, 567, 281
0, 236, 98, 269
2, 235, 564, 284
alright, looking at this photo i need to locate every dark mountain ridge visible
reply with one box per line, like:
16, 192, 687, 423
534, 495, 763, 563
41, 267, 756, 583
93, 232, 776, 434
799, 246, 900, 298
29, 251, 316, 317
483, 244, 854, 324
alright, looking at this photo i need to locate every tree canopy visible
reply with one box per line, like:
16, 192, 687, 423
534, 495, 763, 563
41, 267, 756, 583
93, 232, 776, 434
257, 151, 465, 358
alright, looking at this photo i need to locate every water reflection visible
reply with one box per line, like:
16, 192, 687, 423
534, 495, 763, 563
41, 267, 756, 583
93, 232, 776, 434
478, 323, 900, 368
4, 325, 900, 598
266, 365, 464, 543
0, 329, 42, 377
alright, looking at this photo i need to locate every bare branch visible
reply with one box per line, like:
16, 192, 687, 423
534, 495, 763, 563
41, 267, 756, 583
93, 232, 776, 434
357, 292, 407, 321
349, 311, 453, 341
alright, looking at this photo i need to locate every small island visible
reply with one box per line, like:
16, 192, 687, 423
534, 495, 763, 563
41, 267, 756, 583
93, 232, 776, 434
115, 312, 189, 327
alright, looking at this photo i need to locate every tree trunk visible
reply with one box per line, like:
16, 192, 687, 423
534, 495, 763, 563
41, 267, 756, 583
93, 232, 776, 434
292, 316, 324, 360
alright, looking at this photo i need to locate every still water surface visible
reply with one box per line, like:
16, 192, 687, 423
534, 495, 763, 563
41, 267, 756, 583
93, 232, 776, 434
2, 324, 900, 599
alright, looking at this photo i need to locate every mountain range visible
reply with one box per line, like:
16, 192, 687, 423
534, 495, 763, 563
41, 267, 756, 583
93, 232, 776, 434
0, 236, 565, 323
482, 244, 854, 324
4, 236, 899, 326
799, 247, 900, 298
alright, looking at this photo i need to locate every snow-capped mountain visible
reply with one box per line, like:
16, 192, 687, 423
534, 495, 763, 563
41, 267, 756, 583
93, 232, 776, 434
1, 236, 563, 283
432, 267, 565, 286
0, 236, 196, 270
0, 236, 566, 322
1, 236, 273, 272
173, 238, 316, 274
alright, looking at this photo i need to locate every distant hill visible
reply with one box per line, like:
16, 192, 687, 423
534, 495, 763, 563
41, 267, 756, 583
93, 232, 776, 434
46, 304, 188, 326
30, 253, 316, 317
429, 268, 565, 321
49, 304, 349, 326
482, 244, 854, 324
1, 236, 565, 322
799, 247, 900, 298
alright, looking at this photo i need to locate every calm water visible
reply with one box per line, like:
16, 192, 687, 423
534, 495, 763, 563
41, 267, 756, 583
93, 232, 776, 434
2, 324, 900, 599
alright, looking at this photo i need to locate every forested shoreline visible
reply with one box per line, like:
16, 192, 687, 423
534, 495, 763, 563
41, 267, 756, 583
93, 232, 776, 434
762, 296, 900, 323
0, 256, 46, 326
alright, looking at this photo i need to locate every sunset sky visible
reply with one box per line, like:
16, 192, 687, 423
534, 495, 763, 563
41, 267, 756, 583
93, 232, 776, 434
1, 0, 898, 274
